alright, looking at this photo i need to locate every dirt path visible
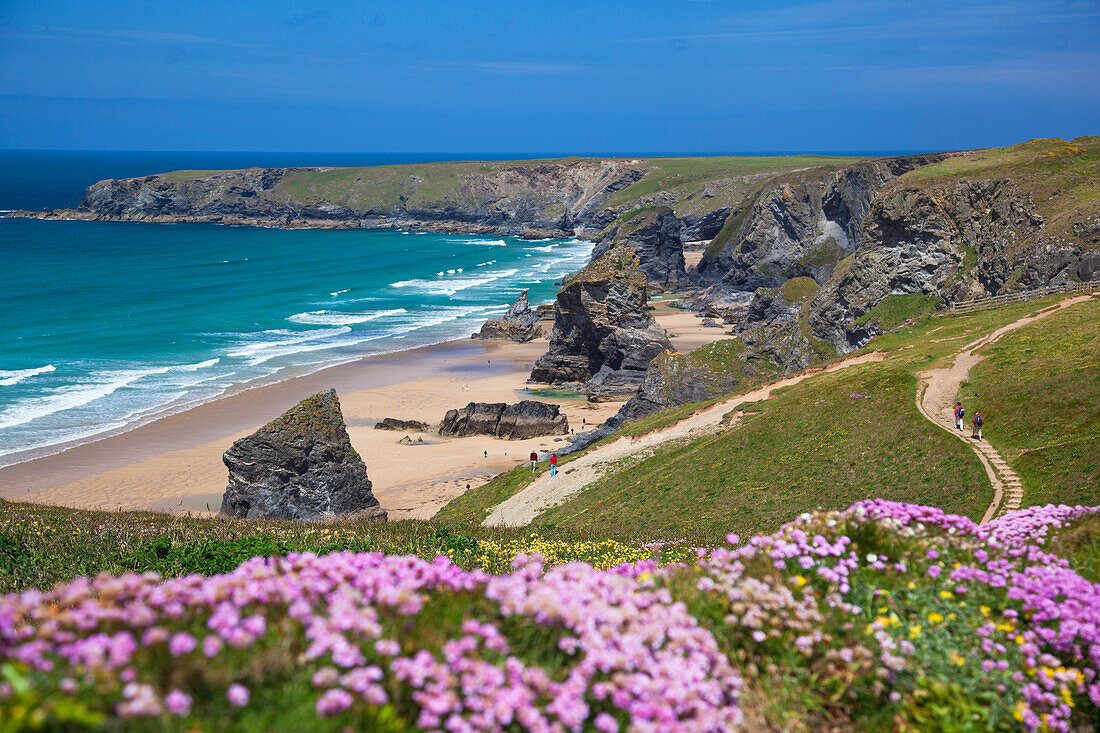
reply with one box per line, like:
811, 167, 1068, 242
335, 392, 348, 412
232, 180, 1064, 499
915, 296, 1090, 523
483, 352, 887, 527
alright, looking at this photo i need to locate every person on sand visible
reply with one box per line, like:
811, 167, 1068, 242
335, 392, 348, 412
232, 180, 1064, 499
972, 412, 984, 440
530, 450, 538, 472
955, 402, 965, 430
549, 453, 558, 477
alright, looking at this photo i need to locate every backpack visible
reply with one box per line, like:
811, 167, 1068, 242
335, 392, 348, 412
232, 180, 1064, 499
959, 408, 965, 418
976, 416, 984, 427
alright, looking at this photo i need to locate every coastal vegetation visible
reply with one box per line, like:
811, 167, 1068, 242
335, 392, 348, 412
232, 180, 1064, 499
3, 498, 1098, 731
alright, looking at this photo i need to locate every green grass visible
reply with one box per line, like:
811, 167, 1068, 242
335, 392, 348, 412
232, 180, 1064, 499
534, 360, 990, 538
958, 297, 1100, 506
853, 293, 945, 330
1050, 513, 1100, 583
778, 276, 819, 302
0, 499, 690, 594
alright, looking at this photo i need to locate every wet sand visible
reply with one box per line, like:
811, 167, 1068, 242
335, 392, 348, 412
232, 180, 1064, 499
0, 303, 730, 520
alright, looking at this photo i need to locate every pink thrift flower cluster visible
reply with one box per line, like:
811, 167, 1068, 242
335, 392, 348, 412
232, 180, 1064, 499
0, 550, 741, 731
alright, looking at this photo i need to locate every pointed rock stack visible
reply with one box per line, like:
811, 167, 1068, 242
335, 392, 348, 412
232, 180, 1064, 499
472, 290, 544, 342
220, 389, 386, 522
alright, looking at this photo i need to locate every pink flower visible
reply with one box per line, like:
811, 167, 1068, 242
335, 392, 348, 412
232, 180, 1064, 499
168, 632, 196, 656
165, 689, 191, 716
594, 711, 619, 732
316, 688, 353, 717
226, 684, 249, 707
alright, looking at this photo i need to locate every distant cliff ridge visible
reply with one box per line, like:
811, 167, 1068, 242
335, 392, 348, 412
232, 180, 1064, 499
13, 153, 877, 238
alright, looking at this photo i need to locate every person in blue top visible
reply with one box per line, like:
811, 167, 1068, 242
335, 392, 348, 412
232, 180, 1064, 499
954, 402, 965, 430
972, 412, 984, 440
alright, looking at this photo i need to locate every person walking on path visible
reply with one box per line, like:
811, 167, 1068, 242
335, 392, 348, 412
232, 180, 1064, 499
954, 402, 965, 430
549, 453, 558, 477
529, 451, 538, 472
972, 412, 984, 440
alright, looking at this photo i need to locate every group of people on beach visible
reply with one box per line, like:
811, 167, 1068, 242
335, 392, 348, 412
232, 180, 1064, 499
954, 402, 985, 440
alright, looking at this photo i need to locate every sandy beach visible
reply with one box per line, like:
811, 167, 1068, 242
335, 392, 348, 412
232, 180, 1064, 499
0, 302, 730, 520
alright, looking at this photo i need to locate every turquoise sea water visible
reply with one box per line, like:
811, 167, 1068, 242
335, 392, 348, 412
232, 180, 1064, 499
0, 152, 592, 464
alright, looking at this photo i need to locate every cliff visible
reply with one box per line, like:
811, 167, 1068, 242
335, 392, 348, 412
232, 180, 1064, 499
589, 206, 687, 290
808, 137, 1100, 351
693, 155, 950, 290
529, 248, 672, 400
13, 154, 870, 238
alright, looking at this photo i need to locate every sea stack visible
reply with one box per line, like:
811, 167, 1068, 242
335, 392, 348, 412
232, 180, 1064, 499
590, 206, 686, 290
220, 389, 386, 522
530, 248, 672, 401
472, 289, 544, 342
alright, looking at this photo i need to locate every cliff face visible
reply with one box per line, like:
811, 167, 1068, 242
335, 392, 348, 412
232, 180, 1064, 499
694, 156, 948, 290
809, 142, 1100, 352
589, 206, 687, 290
530, 248, 671, 400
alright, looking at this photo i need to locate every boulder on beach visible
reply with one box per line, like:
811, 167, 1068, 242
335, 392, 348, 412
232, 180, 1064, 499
220, 390, 386, 522
439, 400, 569, 439
374, 417, 429, 432
472, 290, 544, 342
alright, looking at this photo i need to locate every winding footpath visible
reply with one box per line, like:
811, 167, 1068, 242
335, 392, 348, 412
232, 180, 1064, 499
915, 296, 1091, 523
484, 352, 887, 527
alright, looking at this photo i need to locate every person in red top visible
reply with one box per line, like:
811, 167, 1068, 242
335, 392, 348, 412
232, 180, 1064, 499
972, 412, 984, 440
530, 451, 538, 472
550, 453, 558, 477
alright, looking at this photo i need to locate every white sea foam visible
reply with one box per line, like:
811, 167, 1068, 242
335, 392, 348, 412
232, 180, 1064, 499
390, 268, 518, 297
288, 308, 407, 326
227, 327, 352, 357
0, 364, 56, 387
330, 289, 350, 297
531, 243, 560, 252
175, 358, 221, 372
470, 239, 507, 246
0, 366, 173, 430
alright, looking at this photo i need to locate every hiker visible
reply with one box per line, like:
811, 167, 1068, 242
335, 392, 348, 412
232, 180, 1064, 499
549, 453, 557, 477
972, 412, 984, 440
483, 450, 487, 458
530, 450, 538, 472
955, 402, 965, 430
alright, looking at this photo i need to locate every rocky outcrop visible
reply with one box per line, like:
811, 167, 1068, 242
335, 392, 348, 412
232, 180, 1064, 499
590, 206, 687, 289
438, 401, 569, 439
472, 290, 544, 342
529, 248, 672, 400
374, 417, 429, 432
694, 156, 948, 290
220, 390, 386, 522
807, 179, 1046, 351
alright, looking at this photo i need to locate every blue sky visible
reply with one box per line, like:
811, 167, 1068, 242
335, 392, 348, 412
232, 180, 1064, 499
1, 0, 1097, 153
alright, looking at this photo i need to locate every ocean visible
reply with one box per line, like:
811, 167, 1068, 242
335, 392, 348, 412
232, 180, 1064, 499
0, 151, 592, 465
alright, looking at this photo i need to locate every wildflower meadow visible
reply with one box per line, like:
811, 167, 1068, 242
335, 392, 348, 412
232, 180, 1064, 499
2, 500, 1099, 731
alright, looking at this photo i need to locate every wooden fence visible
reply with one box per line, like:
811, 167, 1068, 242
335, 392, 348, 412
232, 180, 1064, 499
951, 279, 1100, 315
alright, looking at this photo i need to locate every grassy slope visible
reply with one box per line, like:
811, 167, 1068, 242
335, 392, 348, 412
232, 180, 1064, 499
518, 296, 1088, 538
959, 297, 1100, 507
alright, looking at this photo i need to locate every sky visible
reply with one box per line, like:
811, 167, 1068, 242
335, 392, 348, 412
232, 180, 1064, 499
1, 0, 1098, 153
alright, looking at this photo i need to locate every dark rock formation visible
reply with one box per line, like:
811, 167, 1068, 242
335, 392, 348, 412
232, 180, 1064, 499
590, 206, 687, 289
530, 248, 672, 401
472, 290, 544, 342
807, 179, 1046, 351
439, 401, 569, 439
220, 390, 386, 522
374, 417, 429, 432
694, 156, 949, 290
681, 207, 732, 242
397, 435, 425, 445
